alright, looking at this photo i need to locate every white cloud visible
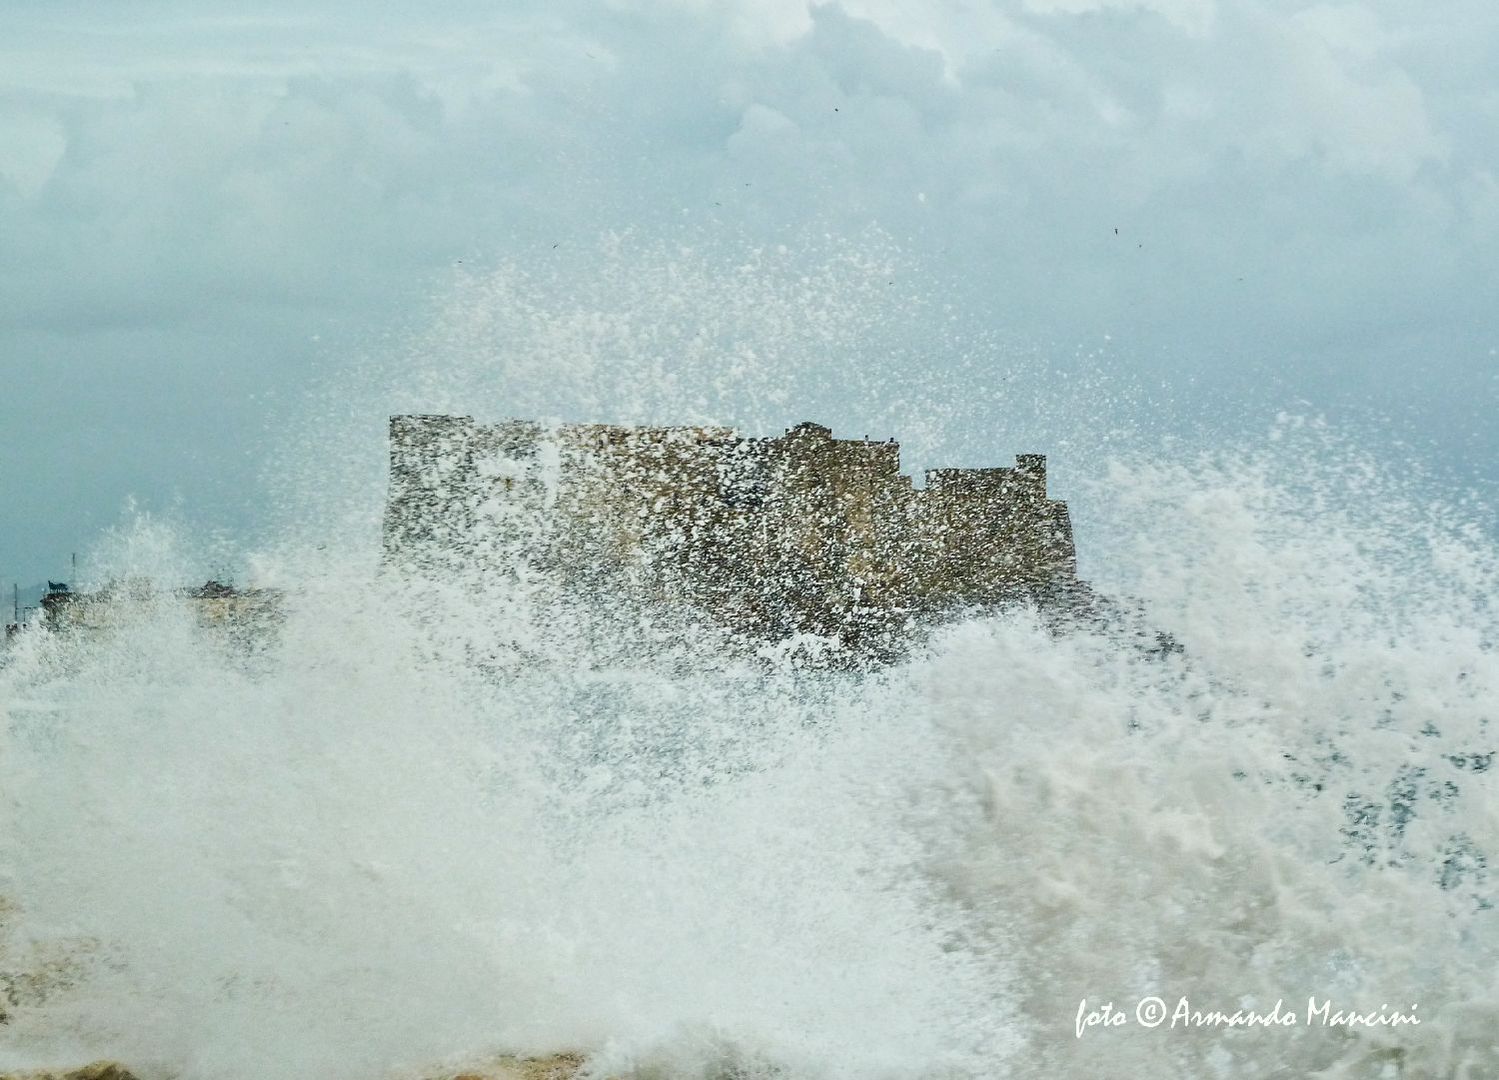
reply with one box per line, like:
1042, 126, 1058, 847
727, 103, 802, 157
0, 0, 1496, 578
1022, 0, 1217, 37
833, 0, 1024, 76
1291, 3, 1402, 62
1270, 5, 1447, 181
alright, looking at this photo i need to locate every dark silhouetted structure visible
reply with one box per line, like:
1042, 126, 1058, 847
383, 416, 1078, 654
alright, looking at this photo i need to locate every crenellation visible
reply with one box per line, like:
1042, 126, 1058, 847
383, 416, 1078, 653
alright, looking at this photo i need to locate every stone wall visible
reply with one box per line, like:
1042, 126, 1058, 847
383, 416, 1077, 650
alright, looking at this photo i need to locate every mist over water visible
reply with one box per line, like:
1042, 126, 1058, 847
2, 238, 1496, 1079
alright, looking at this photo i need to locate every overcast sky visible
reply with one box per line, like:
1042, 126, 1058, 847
3, 1, 1497, 586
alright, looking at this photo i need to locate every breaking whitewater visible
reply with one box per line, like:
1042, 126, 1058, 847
2, 244, 1496, 1079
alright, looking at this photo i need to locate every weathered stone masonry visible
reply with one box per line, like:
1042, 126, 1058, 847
383, 416, 1077, 649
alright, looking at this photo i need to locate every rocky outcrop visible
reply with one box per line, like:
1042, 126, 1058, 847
0, 1065, 142, 1080
435, 1055, 586, 1080
0, 897, 97, 1029
0, 1056, 589, 1080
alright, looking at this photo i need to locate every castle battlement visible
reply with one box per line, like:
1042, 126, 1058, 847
383, 416, 1077, 651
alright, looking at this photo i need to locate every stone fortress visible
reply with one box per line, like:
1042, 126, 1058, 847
383, 416, 1079, 654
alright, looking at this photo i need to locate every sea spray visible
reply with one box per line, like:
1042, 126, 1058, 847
1, 550, 1020, 1079
6, 436, 1496, 1078
3, 239, 1496, 1079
